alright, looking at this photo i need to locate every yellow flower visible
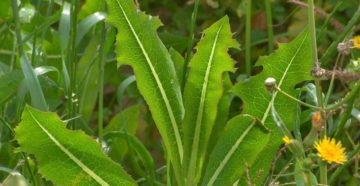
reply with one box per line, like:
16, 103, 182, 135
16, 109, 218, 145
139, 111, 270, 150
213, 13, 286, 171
314, 137, 347, 164
282, 136, 292, 145
353, 35, 360, 49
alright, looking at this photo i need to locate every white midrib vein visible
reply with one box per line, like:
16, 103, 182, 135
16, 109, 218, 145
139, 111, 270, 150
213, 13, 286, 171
206, 33, 308, 186
115, 0, 183, 161
27, 109, 110, 186
187, 22, 224, 183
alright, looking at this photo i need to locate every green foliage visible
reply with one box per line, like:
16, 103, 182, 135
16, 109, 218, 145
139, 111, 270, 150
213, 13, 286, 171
182, 16, 238, 185
104, 104, 141, 161
202, 30, 312, 185
2, 0, 360, 185
106, 0, 185, 183
15, 105, 136, 185
0, 71, 22, 105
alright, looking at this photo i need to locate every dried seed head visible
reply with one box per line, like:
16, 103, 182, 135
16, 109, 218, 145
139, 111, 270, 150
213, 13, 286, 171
337, 42, 351, 55
311, 67, 326, 78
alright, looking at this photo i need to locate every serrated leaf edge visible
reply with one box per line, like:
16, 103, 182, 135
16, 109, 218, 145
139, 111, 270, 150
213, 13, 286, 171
26, 107, 110, 186
205, 32, 309, 186
187, 20, 225, 177
113, 0, 183, 161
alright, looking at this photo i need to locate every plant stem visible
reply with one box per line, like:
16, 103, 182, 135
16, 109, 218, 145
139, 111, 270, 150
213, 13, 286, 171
307, 0, 326, 184
264, 0, 274, 53
308, 0, 319, 68
67, 0, 79, 129
98, 23, 106, 140
38, 0, 54, 56
332, 100, 353, 137
11, 0, 24, 57
274, 87, 322, 110
182, 0, 200, 90
245, 0, 252, 76
307, 0, 324, 121
11, 0, 47, 111
320, 4, 360, 67
325, 81, 360, 111
21, 153, 38, 186
319, 162, 327, 185
324, 53, 342, 105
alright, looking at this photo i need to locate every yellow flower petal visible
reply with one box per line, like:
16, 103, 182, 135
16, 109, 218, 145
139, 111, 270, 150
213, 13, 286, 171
314, 137, 347, 164
282, 136, 292, 145
353, 35, 360, 49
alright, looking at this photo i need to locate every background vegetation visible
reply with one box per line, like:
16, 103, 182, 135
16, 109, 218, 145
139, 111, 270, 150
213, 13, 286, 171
0, 0, 359, 185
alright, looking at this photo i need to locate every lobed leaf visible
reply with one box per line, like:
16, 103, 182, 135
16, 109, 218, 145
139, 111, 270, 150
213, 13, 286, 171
202, 30, 312, 186
182, 16, 238, 184
105, 0, 185, 183
15, 106, 136, 186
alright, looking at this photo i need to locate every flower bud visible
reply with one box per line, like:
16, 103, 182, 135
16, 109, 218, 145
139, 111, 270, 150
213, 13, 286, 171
337, 41, 351, 55
264, 77, 276, 92
311, 111, 323, 129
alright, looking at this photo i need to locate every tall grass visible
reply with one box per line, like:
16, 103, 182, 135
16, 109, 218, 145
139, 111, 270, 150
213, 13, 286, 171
67, 0, 79, 129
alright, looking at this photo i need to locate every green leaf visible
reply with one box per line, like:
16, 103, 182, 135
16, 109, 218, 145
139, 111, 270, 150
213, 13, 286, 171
104, 105, 141, 161
78, 37, 99, 124
59, 2, 70, 53
79, 0, 105, 20
76, 12, 106, 46
182, 16, 238, 184
169, 48, 184, 87
20, 55, 48, 111
15, 106, 136, 186
106, 0, 184, 183
207, 74, 232, 154
0, 71, 23, 105
103, 131, 156, 181
202, 30, 312, 186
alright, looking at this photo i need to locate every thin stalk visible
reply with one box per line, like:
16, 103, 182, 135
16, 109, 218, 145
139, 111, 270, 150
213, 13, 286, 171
38, 0, 54, 56
324, 53, 342, 105
98, 23, 106, 140
332, 96, 355, 138
325, 81, 360, 111
319, 162, 327, 185
67, 0, 79, 129
21, 153, 37, 186
307, 0, 324, 123
264, 0, 274, 53
308, 0, 319, 68
9, 2, 43, 181
307, 0, 326, 184
10, 33, 16, 70
31, 30, 37, 65
11, 0, 47, 110
245, 0, 252, 76
275, 86, 322, 110
182, 0, 200, 90
11, 0, 24, 57
320, 5, 360, 67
